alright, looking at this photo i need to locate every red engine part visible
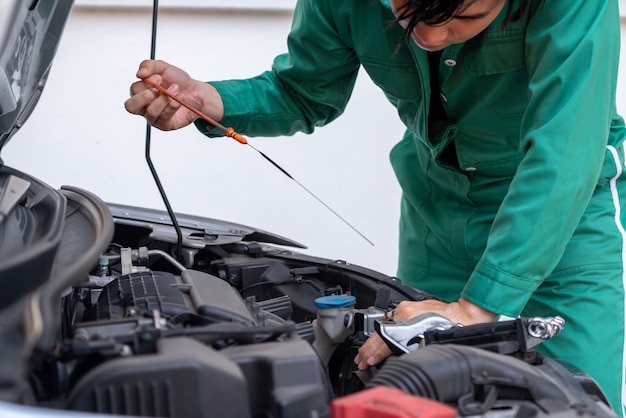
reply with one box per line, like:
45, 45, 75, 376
330, 387, 456, 418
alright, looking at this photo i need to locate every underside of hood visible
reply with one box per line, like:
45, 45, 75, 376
0, 0, 74, 157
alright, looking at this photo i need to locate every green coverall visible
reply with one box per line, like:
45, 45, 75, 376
196, 0, 626, 412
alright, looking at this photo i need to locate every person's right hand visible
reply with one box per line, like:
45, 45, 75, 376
124, 59, 224, 131
354, 297, 497, 370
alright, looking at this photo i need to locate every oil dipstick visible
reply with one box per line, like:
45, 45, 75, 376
140, 77, 374, 246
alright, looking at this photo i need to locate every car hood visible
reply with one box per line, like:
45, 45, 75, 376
0, 0, 74, 156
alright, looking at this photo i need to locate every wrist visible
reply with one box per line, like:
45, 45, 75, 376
458, 297, 497, 323
195, 81, 224, 123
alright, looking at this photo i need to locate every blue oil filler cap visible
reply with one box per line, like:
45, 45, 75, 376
315, 295, 356, 309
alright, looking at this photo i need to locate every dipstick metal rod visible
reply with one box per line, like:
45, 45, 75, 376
248, 144, 375, 246
141, 77, 374, 246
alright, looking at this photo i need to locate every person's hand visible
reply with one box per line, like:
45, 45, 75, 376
353, 297, 497, 370
124, 59, 224, 131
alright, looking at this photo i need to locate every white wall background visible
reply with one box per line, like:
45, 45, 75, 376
2, 2, 626, 277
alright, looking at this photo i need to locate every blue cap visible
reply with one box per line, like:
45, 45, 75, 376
98, 255, 109, 266
315, 295, 356, 309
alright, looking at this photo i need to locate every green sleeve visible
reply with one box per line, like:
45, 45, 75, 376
462, 0, 623, 316
195, 0, 361, 138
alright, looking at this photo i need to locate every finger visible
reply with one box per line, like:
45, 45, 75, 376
354, 340, 374, 369
355, 335, 385, 368
136, 59, 170, 79
144, 87, 181, 128
384, 309, 395, 321
124, 85, 160, 116
367, 344, 392, 367
154, 85, 186, 125
128, 77, 160, 97
355, 353, 371, 371
355, 340, 392, 370
353, 352, 363, 367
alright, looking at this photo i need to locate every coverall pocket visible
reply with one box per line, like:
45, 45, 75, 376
463, 33, 528, 117
360, 58, 422, 101
464, 32, 525, 75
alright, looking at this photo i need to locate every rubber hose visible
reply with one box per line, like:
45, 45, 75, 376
369, 344, 576, 406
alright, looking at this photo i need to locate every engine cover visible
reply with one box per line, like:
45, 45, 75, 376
67, 336, 328, 418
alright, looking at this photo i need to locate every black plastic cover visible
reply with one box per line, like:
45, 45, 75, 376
67, 337, 253, 418
66, 337, 330, 417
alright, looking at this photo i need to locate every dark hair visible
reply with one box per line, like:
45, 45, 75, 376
395, 0, 530, 39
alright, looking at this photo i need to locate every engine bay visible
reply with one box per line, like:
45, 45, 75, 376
9, 198, 611, 418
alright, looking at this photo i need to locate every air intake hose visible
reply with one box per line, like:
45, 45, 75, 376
369, 344, 585, 415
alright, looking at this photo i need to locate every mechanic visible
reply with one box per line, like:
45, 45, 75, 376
125, 0, 626, 413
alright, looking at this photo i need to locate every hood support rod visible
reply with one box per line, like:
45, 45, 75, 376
144, 0, 185, 263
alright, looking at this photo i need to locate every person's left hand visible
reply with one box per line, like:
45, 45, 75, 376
353, 297, 497, 370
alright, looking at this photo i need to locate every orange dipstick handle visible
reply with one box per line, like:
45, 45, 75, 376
141, 77, 247, 144
225, 128, 247, 144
